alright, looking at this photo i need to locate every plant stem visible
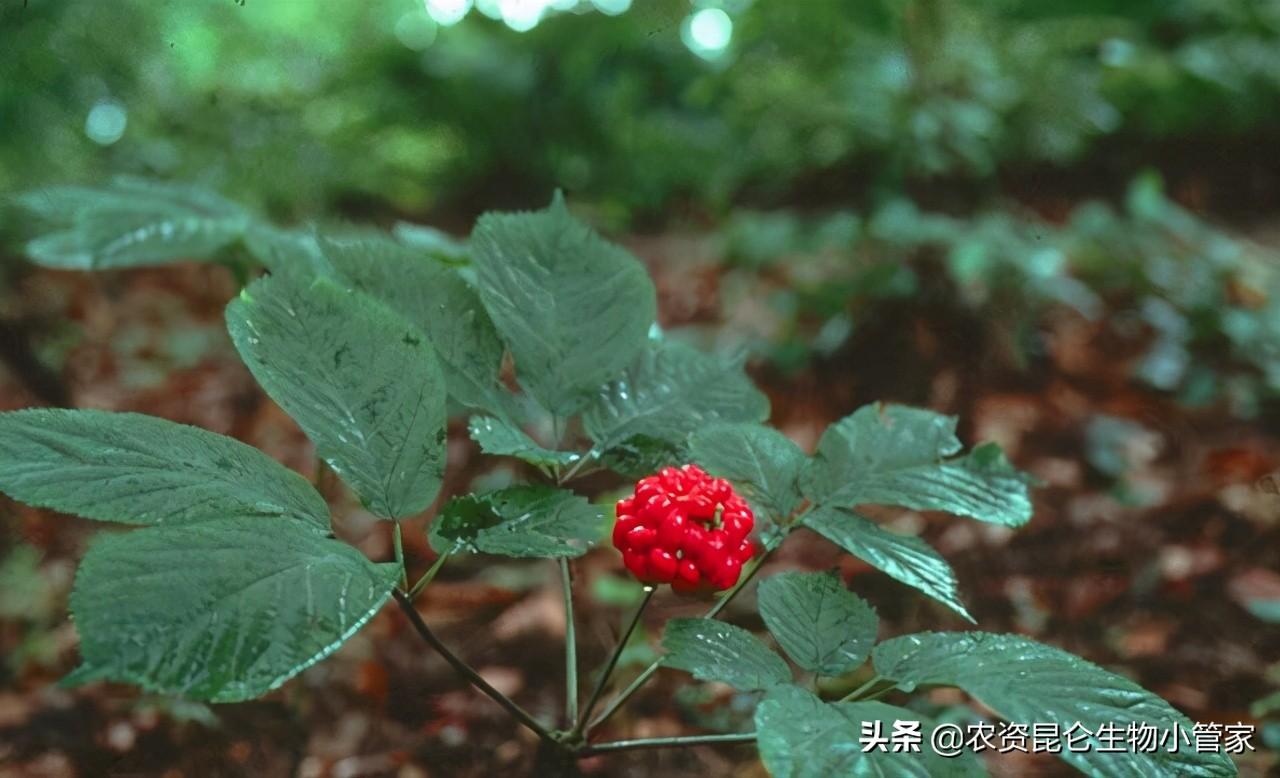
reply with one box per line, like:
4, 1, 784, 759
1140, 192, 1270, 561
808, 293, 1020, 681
579, 732, 756, 756
560, 558, 579, 727
855, 685, 896, 703
839, 674, 884, 703
391, 590, 558, 745
407, 551, 449, 600
557, 448, 596, 485
586, 661, 658, 735
392, 522, 409, 591
573, 586, 655, 738
586, 546, 776, 733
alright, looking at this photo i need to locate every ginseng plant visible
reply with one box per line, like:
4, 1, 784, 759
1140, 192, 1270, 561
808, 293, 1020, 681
0, 182, 1239, 776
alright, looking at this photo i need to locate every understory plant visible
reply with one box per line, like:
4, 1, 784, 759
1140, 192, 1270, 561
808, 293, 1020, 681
0, 190, 1239, 776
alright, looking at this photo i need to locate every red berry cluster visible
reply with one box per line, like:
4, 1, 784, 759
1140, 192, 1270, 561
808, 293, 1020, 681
612, 464, 755, 593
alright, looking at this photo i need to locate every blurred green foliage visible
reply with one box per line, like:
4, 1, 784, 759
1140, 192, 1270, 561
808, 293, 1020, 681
5, 0, 1280, 222
720, 175, 1280, 415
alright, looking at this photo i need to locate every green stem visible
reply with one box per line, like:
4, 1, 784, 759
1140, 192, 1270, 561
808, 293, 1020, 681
392, 590, 558, 745
839, 674, 884, 703
854, 685, 896, 703
573, 586, 655, 738
587, 546, 776, 733
579, 732, 756, 756
392, 522, 409, 591
557, 448, 597, 485
561, 558, 579, 727
407, 551, 449, 600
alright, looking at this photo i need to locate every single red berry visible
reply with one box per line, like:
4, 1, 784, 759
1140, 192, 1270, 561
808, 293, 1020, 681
612, 464, 756, 593
648, 547, 679, 582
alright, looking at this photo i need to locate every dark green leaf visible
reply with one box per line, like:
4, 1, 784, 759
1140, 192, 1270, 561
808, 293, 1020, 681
804, 507, 973, 622
467, 416, 580, 470
584, 339, 770, 454
428, 486, 605, 558
65, 518, 397, 702
0, 409, 328, 530
689, 422, 806, 518
873, 632, 1238, 777
470, 193, 656, 416
755, 686, 987, 778
226, 274, 447, 519
757, 571, 877, 676
598, 434, 686, 479
320, 236, 510, 414
801, 404, 1033, 527
661, 617, 791, 691
19, 178, 251, 269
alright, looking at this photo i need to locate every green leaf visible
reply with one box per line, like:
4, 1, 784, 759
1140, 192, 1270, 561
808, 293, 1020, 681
755, 686, 987, 778
66, 517, 397, 702
598, 434, 685, 480
392, 222, 470, 264
689, 422, 806, 518
468, 416, 580, 470
0, 409, 328, 530
428, 486, 605, 558
242, 225, 333, 278
757, 571, 877, 676
873, 632, 1238, 778
470, 193, 656, 416
226, 274, 447, 519
584, 339, 770, 454
320, 236, 510, 414
804, 507, 973, 622
661, 617, 791, 691
19, 178, 251, 270
801, 404, 1033, 527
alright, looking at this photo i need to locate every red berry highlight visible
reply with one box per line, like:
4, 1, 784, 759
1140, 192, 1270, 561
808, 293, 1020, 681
613, 464, 756, 593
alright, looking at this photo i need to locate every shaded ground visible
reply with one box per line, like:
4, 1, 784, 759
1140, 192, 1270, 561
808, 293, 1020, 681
0, 247, 1275, 777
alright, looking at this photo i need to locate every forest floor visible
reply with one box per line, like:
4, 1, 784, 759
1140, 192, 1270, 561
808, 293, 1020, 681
0, 242, 1276, 777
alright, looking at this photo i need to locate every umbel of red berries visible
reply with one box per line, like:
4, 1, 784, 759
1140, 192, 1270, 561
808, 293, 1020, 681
612, 464, 756, 593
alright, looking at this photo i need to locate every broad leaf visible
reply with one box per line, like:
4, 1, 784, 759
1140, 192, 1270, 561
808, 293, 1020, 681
470, 193, 656, 416
661, 617, 791, 691
802, 404, 1033, 527
468, 416, 580, 470
584, 340, 770, 453
428, 485, 604, 558
873, 632, 1238, 777
804, 507, 973, 622
757, 571, 877, 676
226, 274, 447, 519
689, 422, 806, 518
755, 685, 987, 778
19, 178, 251, 269
0, 409, 328, 530
598, 434, 685, 480
66, 517, 398, 702
320, 236, 510, 414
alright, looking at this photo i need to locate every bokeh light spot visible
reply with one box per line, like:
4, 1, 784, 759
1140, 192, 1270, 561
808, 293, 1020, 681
683, 8, 732, 58
395, 11, 438, 50
425, 0, 471, 26
85, 100, 128, 146
499, 0, 547, 32
591, 0, 631, 16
